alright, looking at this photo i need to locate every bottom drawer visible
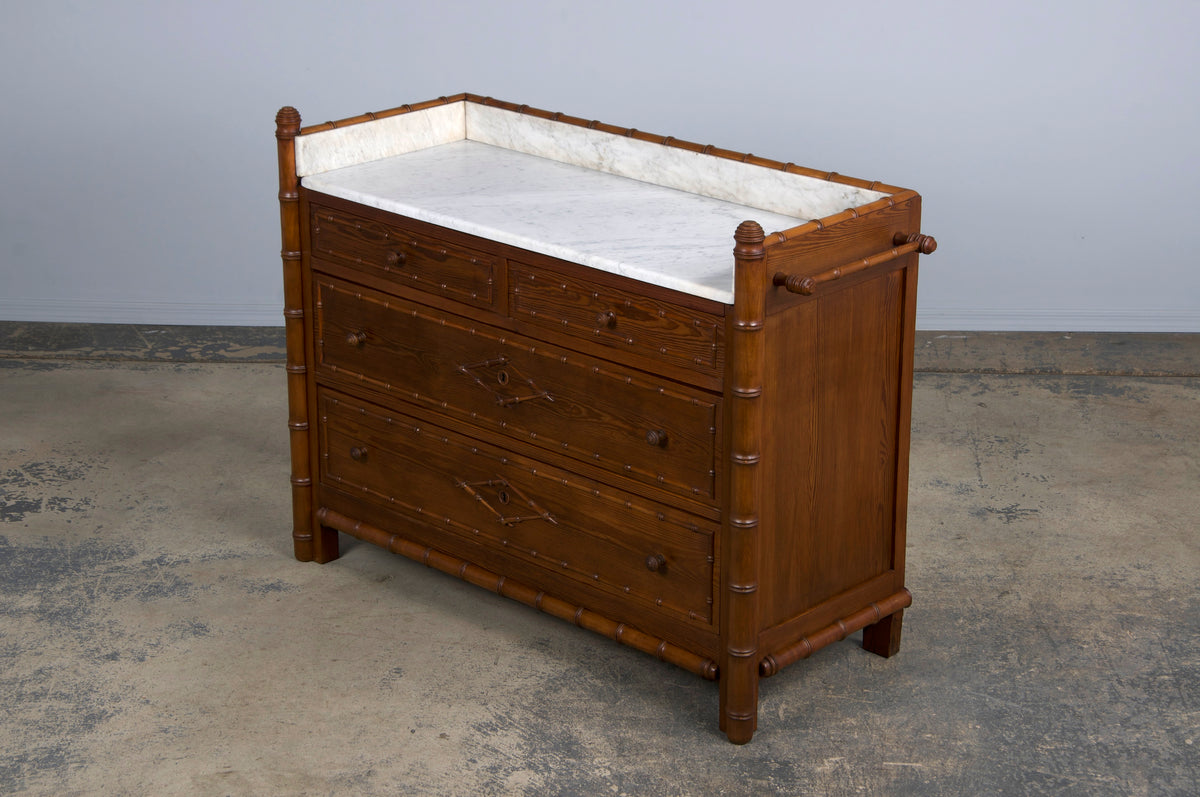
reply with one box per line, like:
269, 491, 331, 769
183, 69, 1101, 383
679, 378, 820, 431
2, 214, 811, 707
317, 388, 716, 626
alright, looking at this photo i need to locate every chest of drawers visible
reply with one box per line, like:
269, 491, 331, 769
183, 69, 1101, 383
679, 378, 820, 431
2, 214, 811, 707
275, 95, 935, 743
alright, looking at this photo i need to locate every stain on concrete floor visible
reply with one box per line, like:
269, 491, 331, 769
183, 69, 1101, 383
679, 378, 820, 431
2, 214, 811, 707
0, 321, 286, 363
1, 332, 1198, 795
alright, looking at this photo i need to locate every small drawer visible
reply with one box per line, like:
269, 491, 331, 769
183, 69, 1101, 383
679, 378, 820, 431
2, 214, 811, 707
311, 205, 496, 308
314, 277, 720, 503
509, 262, 724, 379
319, 389, 716, 626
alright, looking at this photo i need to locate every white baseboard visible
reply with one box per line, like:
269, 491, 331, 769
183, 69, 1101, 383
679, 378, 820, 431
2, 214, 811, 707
916, 307, 1200, 333
1, 298, 1197, 333
0, 298, 284, 327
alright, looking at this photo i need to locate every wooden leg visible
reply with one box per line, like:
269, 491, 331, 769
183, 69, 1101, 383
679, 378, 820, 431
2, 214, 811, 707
862, 609, 904, 658
718, 656, 759, 744
292, 506, 315, 562
313, 524, 340, 564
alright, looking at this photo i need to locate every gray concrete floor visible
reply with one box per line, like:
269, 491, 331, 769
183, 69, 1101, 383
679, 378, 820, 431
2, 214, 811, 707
1, 326, 1197, 796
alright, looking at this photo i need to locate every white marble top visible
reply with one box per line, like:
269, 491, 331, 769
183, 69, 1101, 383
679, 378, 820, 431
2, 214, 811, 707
297, 101, 891, 303
304, 141, 814, 303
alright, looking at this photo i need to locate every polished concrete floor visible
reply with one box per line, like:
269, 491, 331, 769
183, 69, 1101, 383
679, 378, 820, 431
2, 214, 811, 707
1, 324, 1197, 796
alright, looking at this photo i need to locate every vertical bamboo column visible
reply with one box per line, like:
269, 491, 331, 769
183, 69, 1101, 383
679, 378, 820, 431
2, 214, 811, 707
276, 107, 315, 562
720, 220, 767, 744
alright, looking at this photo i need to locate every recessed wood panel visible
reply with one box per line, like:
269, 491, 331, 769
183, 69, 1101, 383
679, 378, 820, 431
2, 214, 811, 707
759, 271, 904, 630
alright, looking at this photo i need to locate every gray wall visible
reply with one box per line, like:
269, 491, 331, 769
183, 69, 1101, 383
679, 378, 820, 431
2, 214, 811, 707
2, 0, 1197, 331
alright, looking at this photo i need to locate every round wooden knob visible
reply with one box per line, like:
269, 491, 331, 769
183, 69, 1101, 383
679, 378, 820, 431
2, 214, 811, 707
773, 272, 816, 295
350, 446, 369, 463
386, 250, 407, 266
346, 330, 368, 347
893, 232, 938, 255
645, 429, 668, 447
645, 554, 666, 572
596, 310, 617, 329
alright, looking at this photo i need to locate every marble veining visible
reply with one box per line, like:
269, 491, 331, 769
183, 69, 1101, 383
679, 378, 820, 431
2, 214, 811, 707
295, 102, 465, 177
464, 103, 887, 219
302, 141, 813, 303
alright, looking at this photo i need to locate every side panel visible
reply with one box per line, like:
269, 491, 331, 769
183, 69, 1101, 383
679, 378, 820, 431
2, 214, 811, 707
757, 197, 922, 639
759, 271, 903, 628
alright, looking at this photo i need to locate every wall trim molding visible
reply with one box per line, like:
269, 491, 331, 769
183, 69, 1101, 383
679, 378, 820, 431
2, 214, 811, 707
1, 298, 1197, 333
0, 298, 284, 327
916, 307, 1200, 333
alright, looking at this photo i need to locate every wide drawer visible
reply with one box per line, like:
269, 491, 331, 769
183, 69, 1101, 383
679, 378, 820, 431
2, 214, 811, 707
314, 276, 720, 503
509, 261, 725, 380
311, 204, 496, 309
318, 389, 716, 626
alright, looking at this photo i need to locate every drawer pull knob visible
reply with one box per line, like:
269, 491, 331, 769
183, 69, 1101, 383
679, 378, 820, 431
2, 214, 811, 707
645, 429, 669, 447
346, 330, 368, 347
350, 446, 369, 463
596, 310, 617, 329
385, 250, 407, 266
645, 554, 667, 573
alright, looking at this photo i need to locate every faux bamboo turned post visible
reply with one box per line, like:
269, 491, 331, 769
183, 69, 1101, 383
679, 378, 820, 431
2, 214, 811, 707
720, 220, 767, 744
276, 107, 316, 562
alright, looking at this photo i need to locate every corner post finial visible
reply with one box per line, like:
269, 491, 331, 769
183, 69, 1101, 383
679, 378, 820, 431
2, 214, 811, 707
276, 106, 302, 136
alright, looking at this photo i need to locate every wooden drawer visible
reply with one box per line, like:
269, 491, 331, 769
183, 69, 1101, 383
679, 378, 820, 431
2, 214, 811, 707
318, 389, 716, 626
314, 277, 720, 503
509, 261, 724, 380
311, 204, 496, 309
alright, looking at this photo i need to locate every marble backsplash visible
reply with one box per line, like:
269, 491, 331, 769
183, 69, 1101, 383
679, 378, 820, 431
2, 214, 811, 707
295, 99, 889, 219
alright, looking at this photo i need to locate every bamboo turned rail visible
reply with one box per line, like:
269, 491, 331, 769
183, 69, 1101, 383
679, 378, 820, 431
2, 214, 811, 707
759, 589, 913, 676
773, 232, 937, 296
316, 507, 720, 680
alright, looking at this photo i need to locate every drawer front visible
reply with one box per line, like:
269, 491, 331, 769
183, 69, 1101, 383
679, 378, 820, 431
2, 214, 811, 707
311, 204, 496, 308
314, 278, 720, 503
509, 262, 724, 379
319, 389, 716, 626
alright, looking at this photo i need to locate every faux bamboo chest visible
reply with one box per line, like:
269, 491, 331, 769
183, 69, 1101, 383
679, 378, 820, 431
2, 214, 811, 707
275, 94, 935, 744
